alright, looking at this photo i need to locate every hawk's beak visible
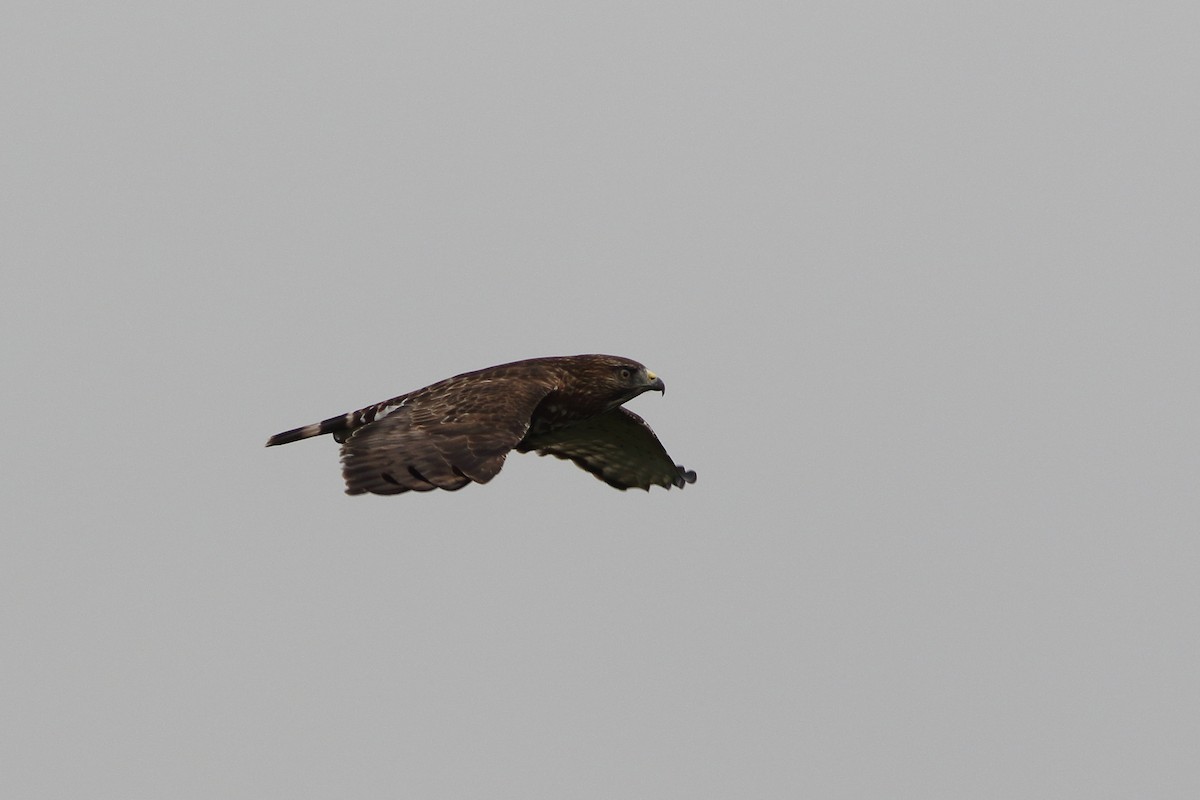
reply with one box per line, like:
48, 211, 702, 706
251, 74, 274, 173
647, 372, 665, 394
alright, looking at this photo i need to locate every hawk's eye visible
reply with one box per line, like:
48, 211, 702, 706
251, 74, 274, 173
619, 368, 633, 380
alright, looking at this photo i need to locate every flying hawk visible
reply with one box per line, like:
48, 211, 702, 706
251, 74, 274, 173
266, 354, 697, 495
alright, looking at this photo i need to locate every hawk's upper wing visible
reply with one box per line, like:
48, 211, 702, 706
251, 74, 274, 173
340, 372, 557, 495
517, 407, 696, 491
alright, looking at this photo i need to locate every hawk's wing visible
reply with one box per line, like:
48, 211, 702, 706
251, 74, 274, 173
340, 373, 556, 495
517, 408, 696, 491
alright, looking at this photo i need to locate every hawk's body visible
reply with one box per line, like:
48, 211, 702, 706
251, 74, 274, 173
267, 355, 696, 494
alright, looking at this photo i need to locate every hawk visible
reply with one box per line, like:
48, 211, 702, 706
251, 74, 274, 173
266, 354, 697, 495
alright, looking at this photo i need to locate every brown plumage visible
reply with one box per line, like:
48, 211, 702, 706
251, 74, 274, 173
266, 355, 696, 495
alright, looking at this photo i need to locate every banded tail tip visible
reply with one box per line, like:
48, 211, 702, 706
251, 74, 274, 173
266, 413, 354, 447
266, 427, 306, 447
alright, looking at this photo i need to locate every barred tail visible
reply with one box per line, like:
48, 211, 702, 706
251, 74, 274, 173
265, 413, 355, 447
266, 395, 409, 447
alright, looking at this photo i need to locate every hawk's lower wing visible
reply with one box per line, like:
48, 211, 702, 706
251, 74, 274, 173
340, 376, 556, 495
517, 408, 696, 491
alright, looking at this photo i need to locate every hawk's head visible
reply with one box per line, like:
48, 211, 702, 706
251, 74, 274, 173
572, 354, 665, 411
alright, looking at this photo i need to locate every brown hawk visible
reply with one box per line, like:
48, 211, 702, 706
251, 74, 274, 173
266, 355, 697, 494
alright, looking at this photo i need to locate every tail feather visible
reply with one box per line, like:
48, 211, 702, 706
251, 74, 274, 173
266, 395, 410, 447
266, 413, 354, 447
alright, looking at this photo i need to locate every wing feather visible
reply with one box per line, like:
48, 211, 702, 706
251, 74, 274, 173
339, 370, 557, 495
517, 408, 696, 491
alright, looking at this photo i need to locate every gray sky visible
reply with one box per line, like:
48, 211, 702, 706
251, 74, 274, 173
4, 2, 1198, 797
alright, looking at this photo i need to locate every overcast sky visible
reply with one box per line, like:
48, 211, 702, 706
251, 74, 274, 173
4, 2, 1199, 798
